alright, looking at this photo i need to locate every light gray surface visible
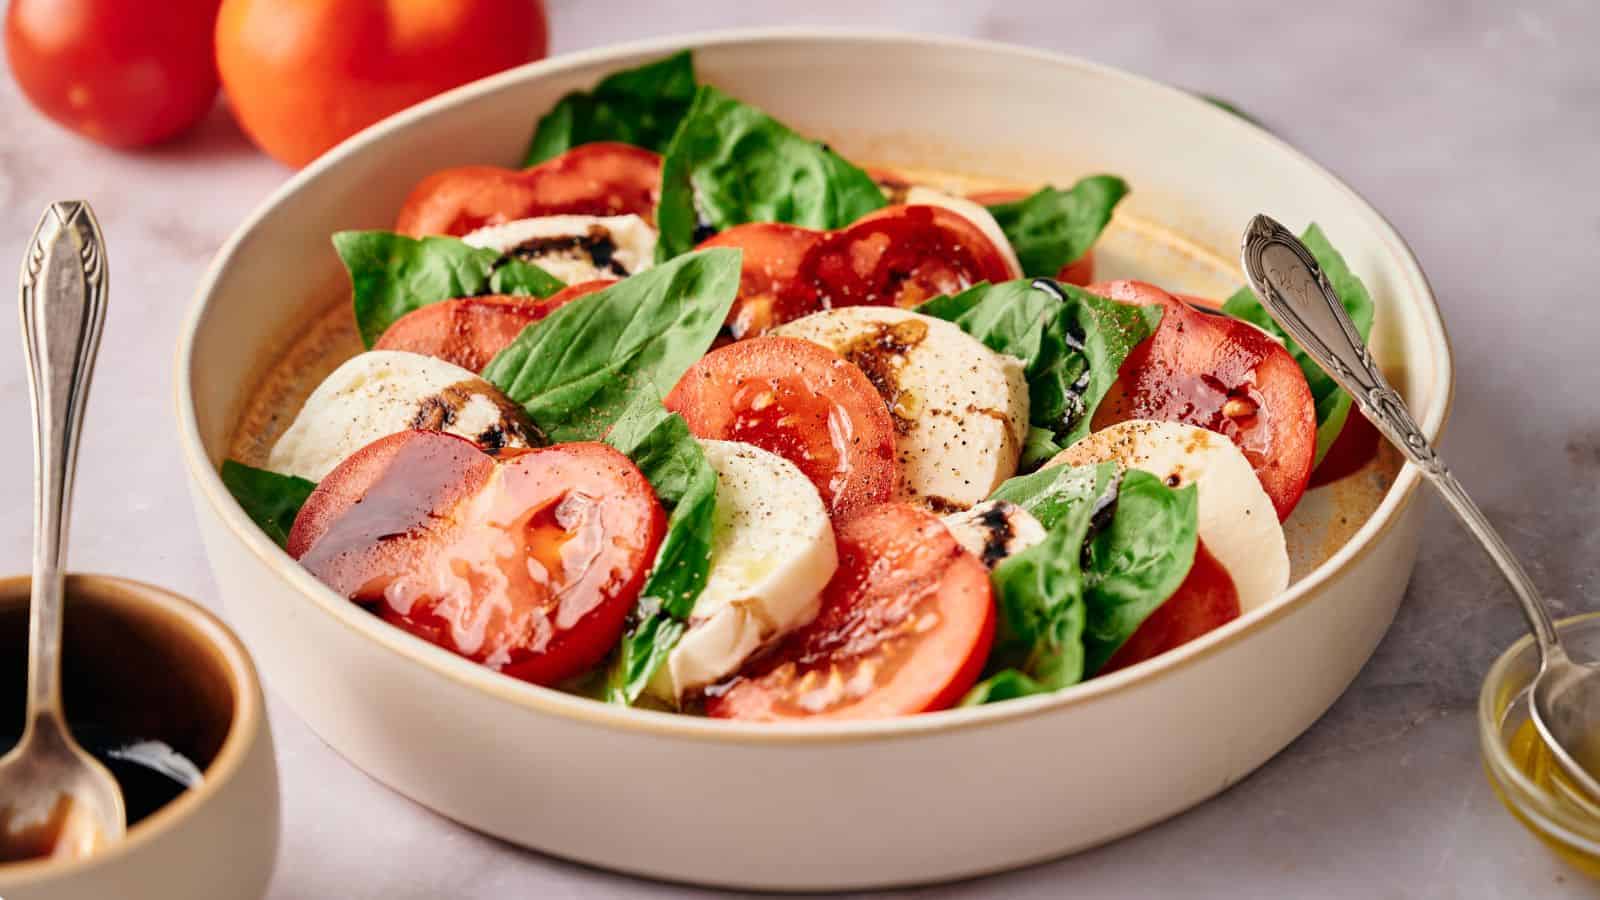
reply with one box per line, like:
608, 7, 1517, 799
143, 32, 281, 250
0, 1, 1596, 897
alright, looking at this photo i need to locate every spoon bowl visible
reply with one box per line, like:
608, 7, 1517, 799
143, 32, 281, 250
1242, 213, 1600, 800
0, 200, 124, 861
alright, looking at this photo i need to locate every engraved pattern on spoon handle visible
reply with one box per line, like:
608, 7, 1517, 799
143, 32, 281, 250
1241, 213, 1559, 654
18, 201, 108, 718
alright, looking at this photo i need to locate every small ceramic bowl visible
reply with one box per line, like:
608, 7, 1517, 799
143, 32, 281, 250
0, 575, 278, 900
1481, 612, 1600, 878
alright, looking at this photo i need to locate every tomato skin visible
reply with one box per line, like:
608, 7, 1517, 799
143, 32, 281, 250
395, 143, 660, 237
707, 504, 995, 721
1056, 250, 1095, 286
5, 0, 220, 148
806, 204, 1015, 309
666, 336, 898, 518
374, 281, 612, 372
215, 0, 548, 168
1087, 279, 1316, 520
1100, 540, 1239, 673
289, 431, 665, 687
698, 223, 826, 339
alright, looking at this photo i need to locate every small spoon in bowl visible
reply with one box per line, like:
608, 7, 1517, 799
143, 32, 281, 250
0, 201, 123, 862
1241, 213, 1600, 802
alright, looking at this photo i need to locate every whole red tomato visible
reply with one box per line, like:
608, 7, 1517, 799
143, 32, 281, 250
215, 0, 549, 168
5, 0, 221, 148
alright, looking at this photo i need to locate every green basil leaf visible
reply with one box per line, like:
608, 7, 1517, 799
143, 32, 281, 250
917, 279, 1161, 455
1200, 94, 1265, 128
655, 85, 886, 261
333, 231, 565, 349
1221, 223, 1374, 465
985, 176, 1128, 278
481, 247, 740, 442
524, 50, 698, 166
219, 460, 316, 549
989, 459, 1115, 531
1019, 426, 1063, 473
1081, 470, 1199, 674
961, 465, 1111, 705
601, 393, 718, 704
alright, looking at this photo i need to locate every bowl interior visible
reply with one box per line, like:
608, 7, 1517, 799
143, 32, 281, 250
0, 575, 238, 827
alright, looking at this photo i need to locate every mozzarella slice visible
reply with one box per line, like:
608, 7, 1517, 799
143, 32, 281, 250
461, 214, 656, 285
268, 350, 538, 483
647, 440, 837, 702
774, 306, 1028, 512
905, 185, 1023, 279
943, 500, 1047, 569
1047, 420, 1289, 613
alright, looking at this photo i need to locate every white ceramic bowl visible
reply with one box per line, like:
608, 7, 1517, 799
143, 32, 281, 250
176, 30, 1452, 891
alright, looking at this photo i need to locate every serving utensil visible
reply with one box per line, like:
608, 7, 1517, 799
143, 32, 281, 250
0, 200, 123, 861
1242, 213, 1600, 804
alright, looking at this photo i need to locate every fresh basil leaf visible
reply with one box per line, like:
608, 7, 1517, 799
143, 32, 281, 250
481, 247, 740, 442
918, 279, 1160, 455
219, 460, 316, 549
601, 393, 718, 704
525, 50, 698, 166
1200, 94, 1265, 129
990, 459, 1116, 531
985, 176, 1128, 278
961, 464, 1111, 705
1081, 470, 1199, 674
1019, 426, 1063, 473
655, 85, 886, 261
1221, 224, 1374, 465
333, 231, 565, 349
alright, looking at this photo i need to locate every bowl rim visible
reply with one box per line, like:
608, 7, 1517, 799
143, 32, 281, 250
0, 573, 267, 884
174, 27, 1455, 744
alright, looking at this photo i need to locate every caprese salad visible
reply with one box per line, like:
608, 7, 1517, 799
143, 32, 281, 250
221, 50, 1380, 721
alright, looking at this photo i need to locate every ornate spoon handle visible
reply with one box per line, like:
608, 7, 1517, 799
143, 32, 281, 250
1240, 214, 1560, 657
18, 200, 109, 720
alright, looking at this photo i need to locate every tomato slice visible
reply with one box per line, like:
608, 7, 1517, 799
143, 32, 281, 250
288, 430, 666, 686
664, 336, 897, 518
395, 142, 661, 237
697, 223, 827, 339
1086, 280, 1316, 520
374, 281, 612, 372
1100, 540, 1239, 673
804, 204, 1014, 309
1309, 407, 1380, 487
706, 503, 995, 720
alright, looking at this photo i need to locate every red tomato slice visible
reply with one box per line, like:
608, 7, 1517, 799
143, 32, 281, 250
395, 142, 661, 237
1086, 280, 1316, 520
1309, 407, 1380, 487
374, 281, 612, 372
697, 223, 827, 339
664, 336, 897, 518
1100, 540, 1239, 673
288, 430, 665, 686
804, 204, 1014, 309
706, 503, 995, 721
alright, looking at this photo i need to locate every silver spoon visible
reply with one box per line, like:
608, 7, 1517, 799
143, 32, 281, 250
1241, 213, 1600, 801
0, 201, 123, 861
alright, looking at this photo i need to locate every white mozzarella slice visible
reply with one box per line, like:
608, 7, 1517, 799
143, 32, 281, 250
942, 500, 1047, 569
773, 306, 1028, 512
461, 214, 656, 285
905, 185, 1023, 279
1047, 419, 1289, 613
647, 440, 837, 702
267, 350, 537, 483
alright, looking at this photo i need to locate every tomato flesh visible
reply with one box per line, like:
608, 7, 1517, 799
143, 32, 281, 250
374, 281, 612, 372
805, 204, 1014, 309
1310, 407, 1380, 487
698, 223, 826, 339
1087, 280, 1316, 520
395, 142, 661, 237
707, 504, 995, 721
288, 430, 665, 686
665, 336, 897, 518
1101, 540, 1240, 673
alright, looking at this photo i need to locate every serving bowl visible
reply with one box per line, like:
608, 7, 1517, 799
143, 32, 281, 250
176, 30, 1452, 890
0, 575, 277, 900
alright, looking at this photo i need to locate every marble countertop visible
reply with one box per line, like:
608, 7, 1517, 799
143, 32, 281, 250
1, 1, 1596, 896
